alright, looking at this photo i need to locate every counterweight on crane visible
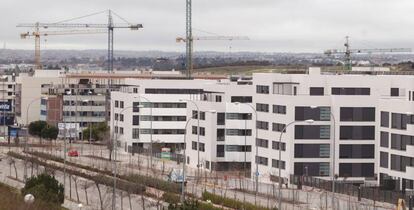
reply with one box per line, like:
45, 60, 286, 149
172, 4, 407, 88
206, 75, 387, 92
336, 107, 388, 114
325, 36, 411, 70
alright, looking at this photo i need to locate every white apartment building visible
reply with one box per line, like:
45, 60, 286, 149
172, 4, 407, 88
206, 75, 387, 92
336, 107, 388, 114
378, 78, 414, 191
184, 82, 254, 172
252, 68, 414, 190
110, 79, 219, 153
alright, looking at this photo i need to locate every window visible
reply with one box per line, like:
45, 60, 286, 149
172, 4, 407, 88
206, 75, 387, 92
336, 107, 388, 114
391, 88, 399, 97
272, 123, 286, 132
295, 106, 331, 121
390, 154, 414, 172
391, 134, 414, 151
391, 113, 411, 130
199, 127, 205, 136
119, 127, 124, 134
273, 105, 286, 114
192, 110, 198, 119
272, 159, 286, 169
340, 107, 375, 122
272, 141, 286, 151
256, 121, 269, 130
295, 125, 330, 139
226, 145, 251, 152
217, 113, 225, 125
332, 87, 370, 95
132, 102, 140, 112
145, 88, 203, 94
120, 101, 124, 108
231, 96, 252, 103
132, 115, 139, 125
339, 126, 375, 140
294, 162, 330, 176
192, 126, 197, 135
200, 112, 205, 120
132, 128, 139, 139
226, 113, 251, 120
339, 163, 374, 177
226, 129, 252, 136
255, 156, 268, 165
256, 85, 269, 94
115, 113, 119, 121
115, 100, 119, 108
380, 152, 388, 168
217, 145, 225, 157
192, 141, 197, 150
256, 103, 269, 112
381, 111, 389, 127
140, 129, 185, 135
295, 144, 330, 158
119, 114, 124, 122
215, 95, 222, 102
380, 132, 389, 148
310, 87, 324, 96
339, 144, 375, 159
199, 143, 205, 152
256, 138, 269, 148
217, 129, 225, 141
273, 83, 297, 95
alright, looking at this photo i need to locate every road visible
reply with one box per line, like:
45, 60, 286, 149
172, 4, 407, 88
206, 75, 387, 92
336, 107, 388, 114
1, 141, 401, 210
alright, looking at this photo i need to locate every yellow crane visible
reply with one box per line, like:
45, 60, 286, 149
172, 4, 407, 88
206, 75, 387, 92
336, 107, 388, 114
19, 24, 106, 69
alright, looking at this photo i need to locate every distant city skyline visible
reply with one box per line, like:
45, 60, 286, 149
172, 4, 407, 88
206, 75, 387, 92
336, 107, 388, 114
1, 0, 414, 53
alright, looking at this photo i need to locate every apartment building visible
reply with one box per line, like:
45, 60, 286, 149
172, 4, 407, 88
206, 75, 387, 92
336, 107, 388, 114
378, 78, 414, 191
0, 74, 17, 136
184, 81, 254, 172
252, 68, 414, 189
110, 79, 216, 153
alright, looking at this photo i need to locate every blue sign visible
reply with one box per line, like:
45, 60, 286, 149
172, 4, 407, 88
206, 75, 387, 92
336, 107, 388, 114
0, 101, 11, 112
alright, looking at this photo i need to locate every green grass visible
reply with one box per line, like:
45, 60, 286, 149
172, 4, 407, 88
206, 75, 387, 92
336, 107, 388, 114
0, 182, 67, 210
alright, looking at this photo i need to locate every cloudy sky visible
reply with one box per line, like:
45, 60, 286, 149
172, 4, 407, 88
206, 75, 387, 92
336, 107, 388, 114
1, 0, 414, 53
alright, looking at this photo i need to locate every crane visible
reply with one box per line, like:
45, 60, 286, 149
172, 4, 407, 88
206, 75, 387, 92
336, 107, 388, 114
19, 26, 106, 69
325, 36, 411, 70
182, 0, 249, 78
17, 10, 143, 73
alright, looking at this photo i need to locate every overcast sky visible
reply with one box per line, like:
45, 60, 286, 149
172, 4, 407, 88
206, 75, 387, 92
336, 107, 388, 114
1, 0, 414, 53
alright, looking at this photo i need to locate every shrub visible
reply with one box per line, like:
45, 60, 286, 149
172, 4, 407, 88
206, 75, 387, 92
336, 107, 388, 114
21, 173, 64, 204
124, 174, 181, 194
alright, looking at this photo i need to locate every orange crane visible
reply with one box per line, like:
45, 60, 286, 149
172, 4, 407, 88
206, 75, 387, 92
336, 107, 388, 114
19, 23, 106, 69
17, 10, 143, 72
325, 36, 411, 70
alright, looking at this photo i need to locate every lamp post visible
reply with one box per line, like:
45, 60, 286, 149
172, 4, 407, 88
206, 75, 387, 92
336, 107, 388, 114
234, 102, 259, 198
179, 99, 200, 182
277, 119, 314, 210
181, 117, 193, 203
137, 95, 153, 170
112, 104, 139, 210
310, 105, 336, 209
23, 96, 48, 181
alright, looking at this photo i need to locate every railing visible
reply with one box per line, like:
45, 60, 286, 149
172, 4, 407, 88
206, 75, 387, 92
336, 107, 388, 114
290, 174, 413, 205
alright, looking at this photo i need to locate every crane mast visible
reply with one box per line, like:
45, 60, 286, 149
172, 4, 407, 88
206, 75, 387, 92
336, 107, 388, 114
325, 36, 411, 70
186, 0, 193, 78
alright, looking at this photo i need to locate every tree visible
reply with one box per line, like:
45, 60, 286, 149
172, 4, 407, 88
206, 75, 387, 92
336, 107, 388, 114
41, 126, 58, 140
82, 122, 108, 142
21, 173, 64, 205
28, 121, 58, 143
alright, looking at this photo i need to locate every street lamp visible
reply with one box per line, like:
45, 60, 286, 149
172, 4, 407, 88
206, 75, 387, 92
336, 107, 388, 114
277, 119, 314, 210
112, 104, 140, 210
137, 95, 153, 170
310, 105, 336, 209
234, 102, 259, 199
24, 194, 35, 204
23, 96, 48, 181
179, 98, 201, 182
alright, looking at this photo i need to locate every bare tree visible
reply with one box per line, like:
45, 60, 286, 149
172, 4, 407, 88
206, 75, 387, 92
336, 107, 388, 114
94, 181, 103, 210
72, 176, 80, 203
81, 180, 93, 205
